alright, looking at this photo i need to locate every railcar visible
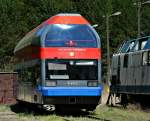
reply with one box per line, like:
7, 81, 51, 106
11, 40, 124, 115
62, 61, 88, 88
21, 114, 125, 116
111, 36, 150, 104
14, 13, 102, 111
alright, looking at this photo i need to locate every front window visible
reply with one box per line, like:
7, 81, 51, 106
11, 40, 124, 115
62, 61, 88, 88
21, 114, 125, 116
45, 24, 97, 47
45, 59, 98, 80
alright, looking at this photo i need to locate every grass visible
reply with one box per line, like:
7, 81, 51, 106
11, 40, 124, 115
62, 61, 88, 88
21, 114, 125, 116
0, 104, 150, 121
0, 104, 11, 112
95, 105, 150, 121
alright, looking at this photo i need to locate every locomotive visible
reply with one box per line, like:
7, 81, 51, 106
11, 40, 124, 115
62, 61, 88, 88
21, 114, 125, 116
111, 36, 150, 105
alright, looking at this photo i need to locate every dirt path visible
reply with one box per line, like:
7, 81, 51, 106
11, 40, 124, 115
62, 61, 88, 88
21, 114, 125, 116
0, 112, 18, 121
0, 111, 41, 121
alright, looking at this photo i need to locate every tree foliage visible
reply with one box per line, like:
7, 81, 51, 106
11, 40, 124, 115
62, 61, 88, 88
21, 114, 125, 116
0, 0, 150, 71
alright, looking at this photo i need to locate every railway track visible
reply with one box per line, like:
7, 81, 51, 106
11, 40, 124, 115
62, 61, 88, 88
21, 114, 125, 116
0, 104, 150, 121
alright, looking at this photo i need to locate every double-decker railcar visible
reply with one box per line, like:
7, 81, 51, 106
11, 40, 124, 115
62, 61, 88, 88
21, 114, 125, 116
14, 13, 102, 111
111, 36, 150, 104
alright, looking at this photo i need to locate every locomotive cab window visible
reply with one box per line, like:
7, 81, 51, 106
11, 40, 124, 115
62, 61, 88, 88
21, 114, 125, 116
120, 40, 136, 53
134, 38, 148, 51
127, 41, 135, 52
140, 40, 147, 50
143, 37, 150, 49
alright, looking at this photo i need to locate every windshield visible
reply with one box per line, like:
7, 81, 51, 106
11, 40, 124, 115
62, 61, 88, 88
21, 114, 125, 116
45, 60, 98, 80
45, 24, 97, 47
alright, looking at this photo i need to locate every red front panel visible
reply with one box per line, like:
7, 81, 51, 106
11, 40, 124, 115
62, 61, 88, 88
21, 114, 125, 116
39, 47, 101, 59
16, 47, 101, 60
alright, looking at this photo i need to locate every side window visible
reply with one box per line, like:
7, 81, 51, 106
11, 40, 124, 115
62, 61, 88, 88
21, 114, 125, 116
133, 38, 148, 51
142, 52, 148, 66
22, 68, 34, 82
34, 66, 41, 85
23, 66, 40, 85
134, 43, 139, 51
17, 70, 22, 83
143, 38, 150, 49
123, 54, 128, 68
140, 41, 147, 50
137, 38, 148, 50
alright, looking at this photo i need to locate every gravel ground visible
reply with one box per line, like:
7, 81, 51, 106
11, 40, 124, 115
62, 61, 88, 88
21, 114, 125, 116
0, 112, 17, 121
0, 111, 40, 121
0, 105, 42, 121
0, 104, 150, 121
0, 87, 150, 121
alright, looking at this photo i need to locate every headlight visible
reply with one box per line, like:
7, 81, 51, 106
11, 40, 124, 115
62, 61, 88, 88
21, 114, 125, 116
87, 81, 98, 87
46, 81, 57, 87
75, 61, 95, 65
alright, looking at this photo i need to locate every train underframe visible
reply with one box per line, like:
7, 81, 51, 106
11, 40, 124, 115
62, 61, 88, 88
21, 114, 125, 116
43, 96, 100, 111
17, 95, 101, 112
107, 85, 150, 107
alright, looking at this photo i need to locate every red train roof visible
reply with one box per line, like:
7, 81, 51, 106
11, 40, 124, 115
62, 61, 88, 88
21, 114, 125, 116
14, 14, 90, 53
46, 13, 89, 25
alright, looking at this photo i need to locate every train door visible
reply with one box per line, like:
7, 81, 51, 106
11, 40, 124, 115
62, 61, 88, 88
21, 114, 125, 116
111, 55, 120, 85
117, 55, 121, 84
119, 54, 128, 93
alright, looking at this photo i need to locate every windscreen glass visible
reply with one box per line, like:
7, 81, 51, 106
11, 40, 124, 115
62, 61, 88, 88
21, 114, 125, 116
120, 40, 135, 53
45, 24, 97, 47
45, 60, 98, 80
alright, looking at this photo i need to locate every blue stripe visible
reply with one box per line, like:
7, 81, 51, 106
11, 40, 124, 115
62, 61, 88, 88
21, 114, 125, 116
38, 86, 102, 96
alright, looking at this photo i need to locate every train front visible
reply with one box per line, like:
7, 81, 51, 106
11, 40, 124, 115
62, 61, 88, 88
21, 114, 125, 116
39, 14, 102, 111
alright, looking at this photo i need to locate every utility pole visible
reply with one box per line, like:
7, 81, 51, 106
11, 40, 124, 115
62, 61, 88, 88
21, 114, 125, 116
104, 11, 121, 86
137, 1, 141, 38
134, 0, 150, 37
106, 14, 111, 86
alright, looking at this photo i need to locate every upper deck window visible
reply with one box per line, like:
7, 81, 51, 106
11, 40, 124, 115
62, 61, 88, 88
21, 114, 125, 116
45, 24, 97, 47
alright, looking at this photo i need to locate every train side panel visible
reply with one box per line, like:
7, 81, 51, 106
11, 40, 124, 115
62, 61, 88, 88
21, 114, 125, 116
111, 50, 150, 95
